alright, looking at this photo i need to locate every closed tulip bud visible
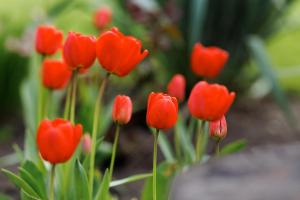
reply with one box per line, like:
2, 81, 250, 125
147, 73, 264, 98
81, 134, 92, 154
35, 25, 63, 55
209, 116, 227, 140
41, 59, 72, 90
94, 7, 112, 30
36, 118, 83, 164
112, 95, 132, 125
96, 27, 148, 77
146, 92, 178, 129
191, 43, 229, 78
63, 32, 96, 71
188, 81, 235, 121
167, 74, 186, 102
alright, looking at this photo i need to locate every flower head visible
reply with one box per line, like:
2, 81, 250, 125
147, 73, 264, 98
112, 95, 133, 125
94, 7, 112, 30
209, 115, 227, 140
167, 74, 186, 102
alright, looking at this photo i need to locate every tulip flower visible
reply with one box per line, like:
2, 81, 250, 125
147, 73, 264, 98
94, 7, 112, 30
146, 92, 178, 130
112, 95, 133, 125
96, 27, 149, 77
36, 118, 83, 164
63, 32, 96, 72
35, 25, 63, 55
191, 43, 229, 78
109, 95, 132, 180
81, 134, 92, 154
167, 74, 186, 102
41, 59, 72, 90
188, 81, 235, 121
146, 92, 178, 200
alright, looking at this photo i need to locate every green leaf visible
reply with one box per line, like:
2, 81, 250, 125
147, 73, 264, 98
141, 162, 177, 200
21, 190, 40, 200
158, 133, 175, 163
1, 169, 40, 199
220, 139, 247, 156
95, 169, 111, 200
0, 193, 12, 200
0, 153, 19, 168
247, 36, 295, 124
74, 160, 90, 200
110, 173, 152, 188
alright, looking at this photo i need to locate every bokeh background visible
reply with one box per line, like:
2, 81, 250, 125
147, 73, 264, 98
1, 0, 300, 199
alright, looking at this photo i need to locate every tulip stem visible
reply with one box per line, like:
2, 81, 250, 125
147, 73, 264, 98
109, 124, 120, 181
153, 129, 159, 200
215, 139, 221, 156
174, 125, 181, 162
70, 70, 78, 124
37, 55, 46, 125
63, 83, 72, 120
89, 73, 110, 198
195, 120, 204, 161
49, 164, 56, 200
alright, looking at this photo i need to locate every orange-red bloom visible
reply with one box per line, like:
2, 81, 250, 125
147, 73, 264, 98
209, 115, 227, 139
188, 81, 235, 121
167, 74, 186, 102
146, 92, 178, 129
41, 59, 72, 90
35, 25, 63, 55
112, 95, 133, 125
36, 118, 83, 164
191, 43, 229, 78
96, 27, 148, 77
94, 7, 112, 30
63, 32, 96, 71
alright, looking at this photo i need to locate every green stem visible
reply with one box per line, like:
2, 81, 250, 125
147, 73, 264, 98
174, 125, 181, 162
43, 89, 51, 118
70, 71, 78, 124
215, 139, 221, 156
49, 164, 56, 200
89, 73, 110, 198
109, 124, 120, 181
195, 120, 204, 161
37, 55, 46, 125
153, 129, 159, 200
63, 83, 72, 120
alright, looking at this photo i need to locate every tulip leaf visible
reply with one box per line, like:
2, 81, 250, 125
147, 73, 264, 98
110, 173, 152, 188
95, 169, 111, 200
141, 162, 177, 200
0, 193, 12, 200
158, 133, 175, 163
21, 189, 41, 200
220, 139, 247, 156
74, 160, 90, 200
1, 169, 40, 199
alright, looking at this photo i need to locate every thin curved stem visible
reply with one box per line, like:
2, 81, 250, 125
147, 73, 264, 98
49, 164, 56, 200
215, 139, 221, 156
70, 71, 78, 124
109, 124, 120, 181
89, 73, 110, 198
63, 83, 72, 120
153, 129, 159, 200
195, 120, 204, 161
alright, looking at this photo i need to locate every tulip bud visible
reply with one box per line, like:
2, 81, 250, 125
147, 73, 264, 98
81, 134, 92, 154
209, 116, 227, 140
167, 74, 186, 102
41, 59, 72, 90
96, 27, 148, 77
191, 43, 229, 78
94, 7, 112, 30
36, 118, 83, 164
35, 25, 63, 55
112, 95, 132, 125
146, 92, 178, 129
63, 32, 96, 72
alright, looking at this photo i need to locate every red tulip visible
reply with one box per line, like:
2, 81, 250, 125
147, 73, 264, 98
167, 74, 186, 102
94, 7, 112, 30
112, 95, 133, 125
63, 32, 96, 71
96, 27, 149, 77
81, 134, 92, 154
209, 115, 227, 139
191, 43, 229, 78
41, 59, 72, 90
188, 81, 235, 121
146, 92, 178, 129
35, 25, 63, 55
36, 118, 83, 164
